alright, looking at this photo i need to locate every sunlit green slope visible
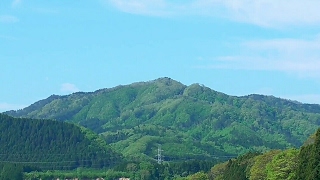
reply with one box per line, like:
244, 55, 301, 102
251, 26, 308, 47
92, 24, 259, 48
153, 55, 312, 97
6, 77, 320, 161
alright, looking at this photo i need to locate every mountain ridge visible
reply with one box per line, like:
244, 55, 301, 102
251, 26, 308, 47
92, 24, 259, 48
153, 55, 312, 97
5, 77, 320, 161
8, 77, 318, 117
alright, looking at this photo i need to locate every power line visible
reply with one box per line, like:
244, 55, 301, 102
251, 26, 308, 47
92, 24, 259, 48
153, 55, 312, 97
0, 152, 108, 156
0, 157, 117, 171
0, 159, 104, 164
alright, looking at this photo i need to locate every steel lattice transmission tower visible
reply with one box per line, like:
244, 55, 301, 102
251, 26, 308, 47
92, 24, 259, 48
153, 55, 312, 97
157, 145, 163, 164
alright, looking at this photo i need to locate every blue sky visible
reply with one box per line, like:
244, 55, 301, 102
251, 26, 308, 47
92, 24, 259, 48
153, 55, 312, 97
1, 0, 320, 112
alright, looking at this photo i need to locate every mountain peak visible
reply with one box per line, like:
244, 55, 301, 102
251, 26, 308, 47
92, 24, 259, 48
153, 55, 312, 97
5, 77, 320, 161
151, 77, 183, 86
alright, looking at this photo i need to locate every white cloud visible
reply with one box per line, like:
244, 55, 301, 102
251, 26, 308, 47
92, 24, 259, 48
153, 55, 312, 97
60, 83, 80, 94
0, 15, 19, 23
0, 103, 26, 112
106, 0, 320, 27
196, 35, 320, 78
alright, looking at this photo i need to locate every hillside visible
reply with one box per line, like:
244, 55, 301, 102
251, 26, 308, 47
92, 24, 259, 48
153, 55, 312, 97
196, 128, 320, 180
6, 77, 320, 161
0, 113, 122, 170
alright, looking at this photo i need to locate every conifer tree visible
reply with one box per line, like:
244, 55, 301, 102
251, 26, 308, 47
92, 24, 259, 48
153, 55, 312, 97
296, 128, 320, 180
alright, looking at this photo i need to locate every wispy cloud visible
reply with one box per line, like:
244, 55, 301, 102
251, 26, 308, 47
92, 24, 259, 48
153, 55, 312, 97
106, 0, 320, 27
60, 83, 80, 94
0, 102, 26, 112
107, 0, 173, 17
0, 15, 19, 23
193, 0, 320, 27
196, 35, 320, 78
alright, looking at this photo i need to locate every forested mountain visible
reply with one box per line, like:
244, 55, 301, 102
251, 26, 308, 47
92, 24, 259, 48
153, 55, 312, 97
0, 113, 122, 170
6, 77, 320, 161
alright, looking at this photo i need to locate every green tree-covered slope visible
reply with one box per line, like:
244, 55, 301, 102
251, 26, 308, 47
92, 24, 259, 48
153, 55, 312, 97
0, 113, 122, 170
6, 77, 320, 161
199, 128, 320, 180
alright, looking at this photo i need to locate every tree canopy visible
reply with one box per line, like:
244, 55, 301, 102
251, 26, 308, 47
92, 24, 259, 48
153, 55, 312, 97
6, 78, 320, 161
0, 113, 122, 170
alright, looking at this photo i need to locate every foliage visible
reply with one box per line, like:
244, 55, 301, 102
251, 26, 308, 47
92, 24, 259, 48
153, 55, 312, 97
3, 77, 320, 179
186, 171, 208, 180
0, 163, 23, 180
223, 152, 260, 180
296, 128, 320, 179
24, 160, 217, 180
24, 169, 130, 180
6, 77, 320, 161
249, 149, 282, 180
196, 128, 320, 180
0, 113, 122, 170
208, 161, 228, 180
266, 148, 299, 180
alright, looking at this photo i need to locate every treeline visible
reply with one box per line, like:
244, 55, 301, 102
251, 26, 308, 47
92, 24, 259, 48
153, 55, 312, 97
22, 159, 218, 180
0, 114, 121, 170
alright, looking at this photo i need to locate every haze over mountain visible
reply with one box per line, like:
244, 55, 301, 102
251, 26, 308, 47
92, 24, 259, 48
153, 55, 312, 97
6, 77, 320, 161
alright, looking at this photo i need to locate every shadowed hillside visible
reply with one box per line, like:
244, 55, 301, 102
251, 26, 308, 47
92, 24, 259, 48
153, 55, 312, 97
0, 113, 122, 170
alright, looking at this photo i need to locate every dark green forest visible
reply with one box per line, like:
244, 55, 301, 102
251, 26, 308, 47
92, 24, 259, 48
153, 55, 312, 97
6, 78, 320, 161
0, 113, 121, 170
